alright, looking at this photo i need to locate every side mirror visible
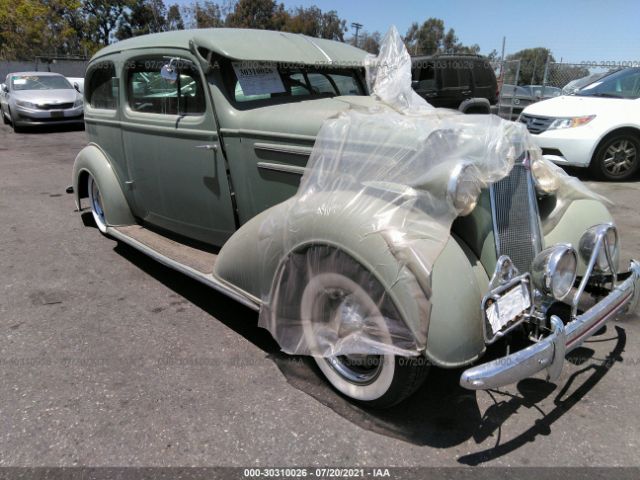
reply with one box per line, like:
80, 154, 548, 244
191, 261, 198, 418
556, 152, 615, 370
73, 82, 80, 93
1, 84, 7, 93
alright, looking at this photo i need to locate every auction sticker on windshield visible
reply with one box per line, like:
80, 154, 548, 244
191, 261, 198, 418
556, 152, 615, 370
232, 62, 285, 96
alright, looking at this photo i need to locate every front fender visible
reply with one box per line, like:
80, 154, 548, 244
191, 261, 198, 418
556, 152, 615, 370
215, 191, 487, 361
72, 144, 135, 227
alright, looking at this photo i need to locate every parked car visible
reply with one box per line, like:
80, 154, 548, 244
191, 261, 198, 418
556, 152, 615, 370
498, 84, 536, 119
523, 85, 562, 100
562, 71, 612, 95
1, 72, 84, 132
520, 67, 640, 180
73, 29, 639, 408
411, 54, 498, 113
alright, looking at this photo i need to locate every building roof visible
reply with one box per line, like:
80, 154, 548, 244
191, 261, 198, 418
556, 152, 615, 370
93, 28, 367, 66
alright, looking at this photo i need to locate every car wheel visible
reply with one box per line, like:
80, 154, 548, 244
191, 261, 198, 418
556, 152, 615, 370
297, 249, 429, 408
1, 107, 8, 125
590, 134, 640, 181
87, 174, 107, 233
8, 109, 24, 133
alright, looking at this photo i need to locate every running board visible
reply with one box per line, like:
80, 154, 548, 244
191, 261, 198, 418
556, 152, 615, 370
107, 225, 260, 311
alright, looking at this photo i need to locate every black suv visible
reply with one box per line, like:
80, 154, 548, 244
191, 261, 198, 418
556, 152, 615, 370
411, 54, 498, 113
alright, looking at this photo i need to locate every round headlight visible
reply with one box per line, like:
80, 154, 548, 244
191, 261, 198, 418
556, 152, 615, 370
531, 157, 562, 193
579, 224, 619, 273
531, 244, 578, 300
447, 162, 484, 216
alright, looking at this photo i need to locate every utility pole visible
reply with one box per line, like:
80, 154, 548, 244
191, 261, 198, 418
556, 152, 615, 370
351, 22, 363, 48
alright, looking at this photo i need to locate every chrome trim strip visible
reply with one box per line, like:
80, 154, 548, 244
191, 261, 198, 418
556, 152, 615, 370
254, 142, 313, 157
219, 128, 317, 142
525, 166, 544, 254
460, 259, 640, 390
106, 226, 261, 312
257, 161, 306, 176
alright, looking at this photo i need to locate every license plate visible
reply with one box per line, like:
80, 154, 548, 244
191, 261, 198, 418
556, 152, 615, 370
50, 110, 64, 118
485, 281, 531, 334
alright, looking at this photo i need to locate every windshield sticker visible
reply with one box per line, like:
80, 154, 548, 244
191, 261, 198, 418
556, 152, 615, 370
12, 78, 27, 85
232, 62, 285, 96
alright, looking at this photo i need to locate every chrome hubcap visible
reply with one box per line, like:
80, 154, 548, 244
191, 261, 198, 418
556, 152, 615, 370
322, 290, 383, 385
90, 178, 105, 224
602, 139, 637, 176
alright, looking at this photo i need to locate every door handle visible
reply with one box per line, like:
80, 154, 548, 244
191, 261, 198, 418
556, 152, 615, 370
195, 144, 218, 151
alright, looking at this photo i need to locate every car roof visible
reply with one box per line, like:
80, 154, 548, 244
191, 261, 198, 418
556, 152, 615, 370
92, 28, 367, 66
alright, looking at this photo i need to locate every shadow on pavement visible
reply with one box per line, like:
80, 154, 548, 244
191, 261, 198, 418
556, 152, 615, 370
10, 123, 84, 134
112, 240, 626, 463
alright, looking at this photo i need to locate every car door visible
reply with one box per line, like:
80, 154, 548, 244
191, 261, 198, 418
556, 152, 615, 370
472, 59, 497, 104
121, 52, 236, 246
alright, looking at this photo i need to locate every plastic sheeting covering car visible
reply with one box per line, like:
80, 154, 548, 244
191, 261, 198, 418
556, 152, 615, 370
257, 26, 606, 358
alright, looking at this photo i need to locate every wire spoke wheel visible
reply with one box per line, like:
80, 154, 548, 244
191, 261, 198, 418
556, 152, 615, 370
88, 175, 107, 233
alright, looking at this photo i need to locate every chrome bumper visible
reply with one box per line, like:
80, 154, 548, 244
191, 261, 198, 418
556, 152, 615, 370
460, 259, 640, 390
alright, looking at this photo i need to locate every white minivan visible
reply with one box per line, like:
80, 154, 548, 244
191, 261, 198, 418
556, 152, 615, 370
520, 68, 640, 180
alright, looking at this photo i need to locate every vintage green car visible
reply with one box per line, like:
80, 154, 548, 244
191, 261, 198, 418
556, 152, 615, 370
73, 28, 640, 408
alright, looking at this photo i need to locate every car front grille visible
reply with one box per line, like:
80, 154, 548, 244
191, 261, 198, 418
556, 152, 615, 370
519, 114, 554, 134
491, 163, 542, 274
37, 103, 74, 110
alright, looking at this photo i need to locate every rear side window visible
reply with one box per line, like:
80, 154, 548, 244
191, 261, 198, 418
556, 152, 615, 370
126, 58, 206, 115
473, 60, 494, 87
86, 61, 117, 109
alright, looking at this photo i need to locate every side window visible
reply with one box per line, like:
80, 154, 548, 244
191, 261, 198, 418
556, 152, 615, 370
458, 66, 472, 89
126, 58, 206, 115
473, 61, 493, 87
440, 66, 458, 89
87, 61, 117, 109
307, 73, 335, 94
417, 64, 436, 91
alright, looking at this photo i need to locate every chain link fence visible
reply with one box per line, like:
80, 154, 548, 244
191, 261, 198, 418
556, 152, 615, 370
493, 58, 616, 120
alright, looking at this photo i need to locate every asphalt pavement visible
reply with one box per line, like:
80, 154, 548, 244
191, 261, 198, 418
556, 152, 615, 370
1, 123, 639, 468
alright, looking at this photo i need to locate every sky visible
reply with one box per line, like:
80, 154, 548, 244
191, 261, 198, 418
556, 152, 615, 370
177, 0, 639, 63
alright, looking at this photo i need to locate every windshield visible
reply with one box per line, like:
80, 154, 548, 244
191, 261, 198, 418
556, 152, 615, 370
576, 68, 640, 99
11, 75, 73, 91
225, 61, 365, 104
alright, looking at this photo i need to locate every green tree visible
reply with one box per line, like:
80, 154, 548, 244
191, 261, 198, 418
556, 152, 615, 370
506, 47, 555, 85
350, 30, 381, 54
225, 0, 287, 30
283, 6, 346, 41
404, 18, 445, 55
404, 18, 482, 56
184, 1, 223, 28
117, 0, 168, 39
0, 0, 83, 59
83, 0, 133, 46
166, 3, 184, 30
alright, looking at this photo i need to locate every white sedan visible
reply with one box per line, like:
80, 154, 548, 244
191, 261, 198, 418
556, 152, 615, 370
520, 68, 640, 180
